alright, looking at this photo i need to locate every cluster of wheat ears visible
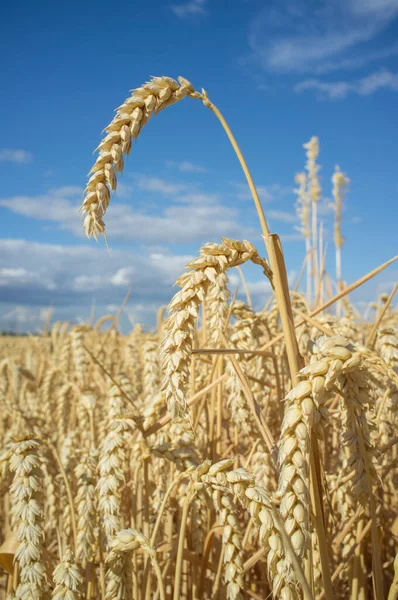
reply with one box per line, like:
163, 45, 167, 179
0, 76, 397, 600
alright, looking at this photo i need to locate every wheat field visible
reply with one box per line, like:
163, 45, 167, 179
0, 75, 397, 600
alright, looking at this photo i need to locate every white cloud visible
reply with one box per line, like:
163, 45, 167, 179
51, 186, 82, 198
231, 269, 296, 308
231, 181, 292, 203
0, 148, 33, 164
308, 43, 398, 74
295, 69, 398, 99
134, 175, 189, 195
106, 304, 120, 313
1, 305, 54, 333
174, 192, 218, 205
98, 200, 249, 243
236, 183, 272, 202
115, 181, 134, 199
248, 0, 398, 74
281, 233, 303, 242
170, 0, 207, 18
268, 183, 293, 198
166, 160, 207, 173
358, 69, 398, 94
231, 182, 273, 202
40, 307, 53, 321
267, 209, 297, 224
317, 198, 335, 217
0, 265, 56, 290
110, 267, 135, 287
246, 279, 272, 296
148, 252, 193, 280
3, 306, 37, 324
295, 79, 352, 99
0, 183, 252, 244
0, 195, 80, 224
72, 274, 108, 292
0, 239, 196, 331
0, 267, 29, 280
217, 270, 273, 309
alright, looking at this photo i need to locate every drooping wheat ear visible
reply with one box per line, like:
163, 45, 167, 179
75, 449, 98, 567
280, 334, 385, 568
107, 529, 165, 600
105, 554, 132, 600
195, 460, 298, 599
9, 436, 47, 600
161, 237, 270, 420
193, 460, 244, 600
275, 334, 378, 565
51, 547, 83, 600
340, 373, 379, 501
81, 76, 196, 239
151, 421, 200, 470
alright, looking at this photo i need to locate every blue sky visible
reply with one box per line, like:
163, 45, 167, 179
0, 0, 397, 332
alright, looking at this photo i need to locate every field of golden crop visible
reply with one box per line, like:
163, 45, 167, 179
0, 75, 397, 600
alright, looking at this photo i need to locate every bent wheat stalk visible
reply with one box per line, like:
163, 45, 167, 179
80, 74, 302, 390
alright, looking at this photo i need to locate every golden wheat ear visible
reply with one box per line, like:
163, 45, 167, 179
81, 76, 197, 239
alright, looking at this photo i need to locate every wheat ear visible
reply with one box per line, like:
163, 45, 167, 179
81, 76, 195, 239
51, 547, 83, 600
9, 436, 47, 600
161, 237, 270, 420
194, 459, 304, 599
107, 529, 166, 600
75, 449, 98, 567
